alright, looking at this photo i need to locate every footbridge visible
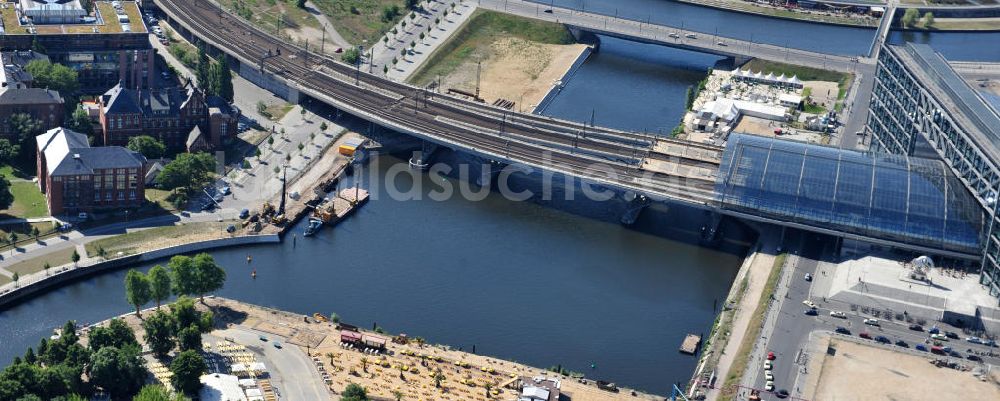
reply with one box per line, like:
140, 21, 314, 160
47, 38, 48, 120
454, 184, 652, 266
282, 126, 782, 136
474, 0, 868, 73
158, 0, 724, 210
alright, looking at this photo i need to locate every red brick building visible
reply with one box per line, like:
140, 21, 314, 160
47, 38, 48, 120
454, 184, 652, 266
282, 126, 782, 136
98, 81, 208, 149
36, 127, 146, 216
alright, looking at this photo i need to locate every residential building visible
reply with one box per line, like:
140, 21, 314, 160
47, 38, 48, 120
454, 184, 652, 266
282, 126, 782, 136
98, 81, 209, 149
35, 127, 146, 215
866, 42, 1000, 300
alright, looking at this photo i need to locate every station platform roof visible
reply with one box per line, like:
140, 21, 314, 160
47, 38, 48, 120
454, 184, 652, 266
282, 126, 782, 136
716, 134, 984, 256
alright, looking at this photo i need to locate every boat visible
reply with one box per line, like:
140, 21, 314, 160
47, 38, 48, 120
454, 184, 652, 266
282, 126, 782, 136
303, 217, 324, 236
251, 269, 257, 279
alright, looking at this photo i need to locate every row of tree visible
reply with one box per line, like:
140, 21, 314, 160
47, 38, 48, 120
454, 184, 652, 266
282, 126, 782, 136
902, 9, 934, 28
124, 253, 226, 316
195, 47, 234, 103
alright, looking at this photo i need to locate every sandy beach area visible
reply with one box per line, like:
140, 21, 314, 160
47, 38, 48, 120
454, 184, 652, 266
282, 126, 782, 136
438, 38, 588, 113
207, 298, 663, 401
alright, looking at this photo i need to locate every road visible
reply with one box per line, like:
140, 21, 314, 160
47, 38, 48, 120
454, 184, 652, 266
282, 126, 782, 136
744, 231, 1000, 400
214, 327, 329, 401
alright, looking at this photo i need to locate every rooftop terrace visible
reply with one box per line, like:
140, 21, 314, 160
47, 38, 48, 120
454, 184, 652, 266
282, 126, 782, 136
0, 1, 145, 35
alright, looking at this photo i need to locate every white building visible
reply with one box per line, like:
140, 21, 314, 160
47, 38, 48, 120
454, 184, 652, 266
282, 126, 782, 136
200, 373, 249, 401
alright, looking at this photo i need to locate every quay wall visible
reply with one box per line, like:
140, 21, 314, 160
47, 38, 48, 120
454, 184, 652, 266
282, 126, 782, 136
533, 44, 593, 114
0, 234, 279, 310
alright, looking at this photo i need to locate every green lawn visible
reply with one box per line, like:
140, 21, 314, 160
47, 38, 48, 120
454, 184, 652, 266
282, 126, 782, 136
310, 0, 409, 46
410, 9, 574, 85
5, 248, 76, 277
1, 181, 49, 219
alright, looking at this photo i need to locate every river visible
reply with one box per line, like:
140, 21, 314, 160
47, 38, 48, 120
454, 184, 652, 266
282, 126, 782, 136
4, 0, 1000, 395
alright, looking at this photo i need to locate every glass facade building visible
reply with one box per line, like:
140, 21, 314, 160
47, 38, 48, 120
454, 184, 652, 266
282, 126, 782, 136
716, 134, 983, 257
867, 42, 1000, 299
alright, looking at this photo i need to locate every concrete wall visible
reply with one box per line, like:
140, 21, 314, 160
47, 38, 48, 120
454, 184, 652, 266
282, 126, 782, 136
0, 234, 280, 309
237, 62, 301, 104
534, 45, 593, 114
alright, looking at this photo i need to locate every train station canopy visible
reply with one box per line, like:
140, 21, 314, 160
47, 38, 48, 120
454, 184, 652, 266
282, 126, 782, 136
716, 134, 984, 255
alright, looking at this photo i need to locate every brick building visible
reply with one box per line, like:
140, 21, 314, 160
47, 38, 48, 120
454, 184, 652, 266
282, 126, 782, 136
0, 51, 65, 141
98, 81, 208, 149
36, 127, 146, 216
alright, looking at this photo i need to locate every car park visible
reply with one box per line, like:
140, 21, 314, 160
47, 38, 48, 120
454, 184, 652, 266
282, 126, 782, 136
830, 311, 846, 318
863, 318, 879, 326
835, 326, 851, 335
909, 324, 924, 332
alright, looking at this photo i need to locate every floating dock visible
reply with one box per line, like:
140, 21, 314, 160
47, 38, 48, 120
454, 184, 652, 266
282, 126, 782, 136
680, 334, 702, 355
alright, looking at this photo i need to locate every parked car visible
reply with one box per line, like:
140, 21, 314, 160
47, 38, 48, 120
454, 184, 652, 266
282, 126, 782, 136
875, 336, 891, 344
931, 333, 948, 341
928, 326, 940, 334
968, 355, 983, 362
985, 339, 998, 347
775, 389, 789, 399
830, 311, 846, 319
764, 371, 774, 382
931, 346, 945, 355
767, 351, 776, 360
909, 324, 924, 332
966, 337, 983, 344
239, 209, 250, 219
764, 381, 774, 392
259, 335, 268, 341
804, 273, 812, 281
272, 341, 282, 349
835, 326, 851, 335
863, 318, 879, 326
804, 309, 818, 316
859, 332, 872, 340
802, 300, 818, 309
945, 331, 960, 339
915, 344, 928, 352
895, 340, 909, 347
948, 350, 962, 358
764, 360, 772, 370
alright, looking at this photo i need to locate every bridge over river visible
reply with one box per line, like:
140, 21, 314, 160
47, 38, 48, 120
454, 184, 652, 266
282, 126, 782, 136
157, 0, 976, 260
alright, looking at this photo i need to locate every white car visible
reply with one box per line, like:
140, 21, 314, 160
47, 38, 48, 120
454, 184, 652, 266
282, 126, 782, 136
765, 381, 774, 391
830, 311, 847, 319
717, 41, 727, 46
668, 32, 679, 38
864, 318, 880, 327
802, 300, 818, 309
764, 371, 774, 381
764, 360, 772, 370
685, 33, 697, 39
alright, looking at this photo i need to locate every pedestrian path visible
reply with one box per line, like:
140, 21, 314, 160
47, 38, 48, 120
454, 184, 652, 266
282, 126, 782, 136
368, 0, 475, 81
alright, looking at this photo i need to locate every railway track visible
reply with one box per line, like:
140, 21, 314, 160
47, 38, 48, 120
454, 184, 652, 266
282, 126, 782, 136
160, 0, 720, 206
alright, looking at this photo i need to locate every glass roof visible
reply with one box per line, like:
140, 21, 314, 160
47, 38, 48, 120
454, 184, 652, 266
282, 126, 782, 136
716, 134, 984, 254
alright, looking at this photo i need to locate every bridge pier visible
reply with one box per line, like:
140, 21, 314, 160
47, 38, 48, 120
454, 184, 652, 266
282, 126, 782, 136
620, 191, 651, 225
566, 26, 601, 53
408, 142, 439, 170
700, 211, 724, 245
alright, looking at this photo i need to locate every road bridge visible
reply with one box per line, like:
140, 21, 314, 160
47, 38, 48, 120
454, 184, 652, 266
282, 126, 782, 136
474, 0, 869, 73
157, 0, 722, 210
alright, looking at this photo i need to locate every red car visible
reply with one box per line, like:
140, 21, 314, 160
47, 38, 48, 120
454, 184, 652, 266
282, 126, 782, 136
767, 351, 776, 360
859, 332, 872, 339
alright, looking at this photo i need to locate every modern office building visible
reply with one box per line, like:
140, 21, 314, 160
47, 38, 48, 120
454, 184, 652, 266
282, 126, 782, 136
866, 42, 1000, 299
0, 1, 153, 91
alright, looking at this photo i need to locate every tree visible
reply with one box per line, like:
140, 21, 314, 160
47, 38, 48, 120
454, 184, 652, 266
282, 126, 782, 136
87, 346, 146, 398
24, 60, 79, 95
125, 269, 152, 316
214, 57, 234, 102
434, 371, 445, 387
342, 383, 369, 401
0, 177, 12, 214
384, 65, 389, 74
70, 250, 80, 266
360, 356, 369, 372
392, 389, 403, 401
195, 46, 211, 91
254, 148, 262, 160
9, 113, 43, 149
902, 8, 920, 27
296, 0, 306, 9
923, 12, 935, 28
127, 136, 166, 159
64, 106, 93, 137
30, 226, 39, 241
157, 153, 217, 192
170, 350, 207, 396
405, 0, 419, 10
177, 324, 202, 352
0, 138, 20, 164
88, 319, 138, 351
484, 382, 493, 398
142, 310, 176, 358
267, 136, 275, 147
148, 265, 172, 309
134, 384, 192, 401
11, 272, 18, 287
169, 253, 225, 301
343, 47, 360, 64
43, 262, 51, 276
